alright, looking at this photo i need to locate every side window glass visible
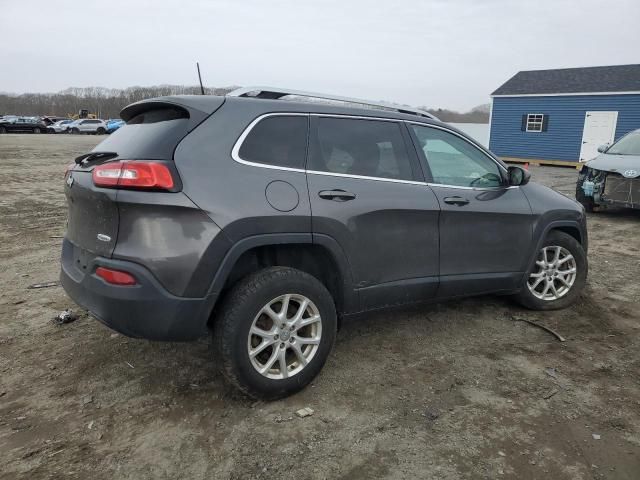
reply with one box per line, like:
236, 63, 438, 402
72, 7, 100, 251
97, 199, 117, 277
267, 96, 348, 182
310, 117, 414, 181
410, 125, 503, 188
238, 115, 307, 169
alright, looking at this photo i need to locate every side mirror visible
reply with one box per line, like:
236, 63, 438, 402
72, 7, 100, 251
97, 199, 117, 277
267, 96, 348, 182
597, 144, 609, 153
507, 165, 531, 186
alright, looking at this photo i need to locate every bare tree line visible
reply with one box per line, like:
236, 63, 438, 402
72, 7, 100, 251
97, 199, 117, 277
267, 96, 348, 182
423, 104, 490, 123
0, 85, 238, 119
0, 85, 490, 123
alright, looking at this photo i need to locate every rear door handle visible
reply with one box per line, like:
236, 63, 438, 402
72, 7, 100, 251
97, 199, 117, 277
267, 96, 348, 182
443, 196, 469, 206
318, 190, 356, 201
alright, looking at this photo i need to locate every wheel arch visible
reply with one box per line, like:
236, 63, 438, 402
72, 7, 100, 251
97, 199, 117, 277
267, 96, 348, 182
204, 234, 357, 327
523, 220, 586, 284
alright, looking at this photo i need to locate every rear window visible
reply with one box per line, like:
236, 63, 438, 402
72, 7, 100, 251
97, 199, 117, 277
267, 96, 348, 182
94, 107, 191, 160
127, 107, 188, 125
238, 115, 308, 169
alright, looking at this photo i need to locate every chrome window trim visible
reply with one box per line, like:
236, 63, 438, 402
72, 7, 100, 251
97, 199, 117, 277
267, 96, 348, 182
230, 112, 515, 191
306, 169, 427, 186
231, 112, 308, 173
427, 182, 519, 191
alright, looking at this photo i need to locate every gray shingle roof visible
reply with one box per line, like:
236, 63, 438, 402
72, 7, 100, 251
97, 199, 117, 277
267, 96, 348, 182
492, 64, 640, 96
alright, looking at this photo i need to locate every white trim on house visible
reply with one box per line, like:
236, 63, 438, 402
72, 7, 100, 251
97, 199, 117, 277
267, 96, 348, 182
492, 91, 640, 98
525, 113, 545, 132
487, 97, 494, 146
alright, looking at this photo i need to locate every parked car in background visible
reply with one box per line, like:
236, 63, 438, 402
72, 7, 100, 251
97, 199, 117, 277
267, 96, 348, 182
106, 118, 125, 134
0, 115, 19, 124
61, 88, 589, 399
41, 116, 68, 126
48, 119, 75, 134
0, 116, 47, 133
577, 128, 640, 211
68, 119, 107, 135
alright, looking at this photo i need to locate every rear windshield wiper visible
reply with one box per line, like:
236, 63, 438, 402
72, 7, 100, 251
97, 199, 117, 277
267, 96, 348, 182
74, 151, 118, 165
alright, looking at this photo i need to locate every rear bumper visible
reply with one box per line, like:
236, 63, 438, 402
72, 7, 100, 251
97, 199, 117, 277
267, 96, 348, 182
60, 239, 215, 341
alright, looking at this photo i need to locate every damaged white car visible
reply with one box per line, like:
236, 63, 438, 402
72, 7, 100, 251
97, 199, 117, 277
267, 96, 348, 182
576, 128, 640, 211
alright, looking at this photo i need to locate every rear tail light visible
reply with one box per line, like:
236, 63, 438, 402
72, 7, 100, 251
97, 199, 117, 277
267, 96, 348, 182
92, 161, 174, 190
95, 267, 137, 286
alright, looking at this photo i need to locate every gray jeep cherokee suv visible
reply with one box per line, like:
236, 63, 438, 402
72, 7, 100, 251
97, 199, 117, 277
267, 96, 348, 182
61, 88, 588, 399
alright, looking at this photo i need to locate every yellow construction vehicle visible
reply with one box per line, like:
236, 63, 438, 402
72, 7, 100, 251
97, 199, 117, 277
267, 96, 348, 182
68, 109, 97, 120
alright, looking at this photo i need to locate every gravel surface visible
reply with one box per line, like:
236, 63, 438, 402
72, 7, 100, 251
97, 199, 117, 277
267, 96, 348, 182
1, 134, 639, 479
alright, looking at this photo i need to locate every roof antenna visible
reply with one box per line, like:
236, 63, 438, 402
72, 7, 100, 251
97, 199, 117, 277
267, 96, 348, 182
196, 62, 205, 95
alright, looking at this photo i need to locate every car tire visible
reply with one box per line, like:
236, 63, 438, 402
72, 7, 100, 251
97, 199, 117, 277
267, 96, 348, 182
33, 127, 41, 134
71, 128, 80, 134
0, 126, 6, 134
513, 231, 587, 311
96, 127, 106, 135
212, 266, 337, 400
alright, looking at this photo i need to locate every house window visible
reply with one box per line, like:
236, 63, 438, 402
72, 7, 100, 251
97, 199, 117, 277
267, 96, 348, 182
526, 113, 545, 132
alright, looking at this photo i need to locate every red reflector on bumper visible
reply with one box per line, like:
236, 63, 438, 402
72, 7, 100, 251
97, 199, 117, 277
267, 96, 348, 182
95, 267, 137, 286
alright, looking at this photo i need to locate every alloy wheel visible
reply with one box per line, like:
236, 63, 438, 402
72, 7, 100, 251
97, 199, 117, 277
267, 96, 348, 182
527, 246, 577, 301
247, 294, 322, 379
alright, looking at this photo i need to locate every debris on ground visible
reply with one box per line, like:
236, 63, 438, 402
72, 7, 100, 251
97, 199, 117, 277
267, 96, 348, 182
125, 362, 135, 369
513, 316, 566, 342
422, 408, 440, 421
544, 367, 558, 379
53, 309, 78, 325
13, 299, 25, 305
81, 395, 94, 406
592, 433, 601, 440
28, 281, 59, 289
295, 407, 314, 418
542, 388, 559, 400
274, 415, 294, 423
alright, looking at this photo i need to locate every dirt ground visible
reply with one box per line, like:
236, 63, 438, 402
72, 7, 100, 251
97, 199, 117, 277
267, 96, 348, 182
1, 133, 639, 480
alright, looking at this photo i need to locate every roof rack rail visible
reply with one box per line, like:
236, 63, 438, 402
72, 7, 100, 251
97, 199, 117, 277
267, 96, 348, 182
226, 86, 439, 120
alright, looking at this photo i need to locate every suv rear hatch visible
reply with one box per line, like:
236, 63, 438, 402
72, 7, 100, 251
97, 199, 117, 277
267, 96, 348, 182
64, 96, 225, 258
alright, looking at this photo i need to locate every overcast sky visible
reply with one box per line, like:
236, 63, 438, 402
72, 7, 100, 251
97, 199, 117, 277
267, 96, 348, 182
1, 0, 638, 110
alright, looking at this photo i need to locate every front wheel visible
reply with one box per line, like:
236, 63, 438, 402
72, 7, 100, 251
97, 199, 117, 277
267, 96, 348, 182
96, 127, 105, 135
0, 126, 6, 134
514, 231, 587, 310
213, 267, 337, 400
33, 127, 41, 134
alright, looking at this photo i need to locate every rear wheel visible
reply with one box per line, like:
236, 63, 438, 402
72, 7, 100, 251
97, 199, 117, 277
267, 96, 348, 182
0, 126, 6, 134
514, 231, 587, 310
33, 127, 41, 134
213, 267, 337, 400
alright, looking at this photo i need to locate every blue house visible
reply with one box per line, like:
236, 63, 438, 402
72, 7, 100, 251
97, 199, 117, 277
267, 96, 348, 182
489, 64, 640, 165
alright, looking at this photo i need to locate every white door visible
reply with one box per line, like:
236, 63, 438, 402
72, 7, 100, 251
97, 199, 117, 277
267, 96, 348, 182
579, 111, 618, 162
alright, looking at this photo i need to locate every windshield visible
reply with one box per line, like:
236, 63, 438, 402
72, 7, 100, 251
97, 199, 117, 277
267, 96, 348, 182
607, 131, 640, 155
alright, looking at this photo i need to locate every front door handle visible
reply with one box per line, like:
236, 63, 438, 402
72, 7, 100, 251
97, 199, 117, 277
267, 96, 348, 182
318, 189, 356, 201
443, 196, 469, 206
